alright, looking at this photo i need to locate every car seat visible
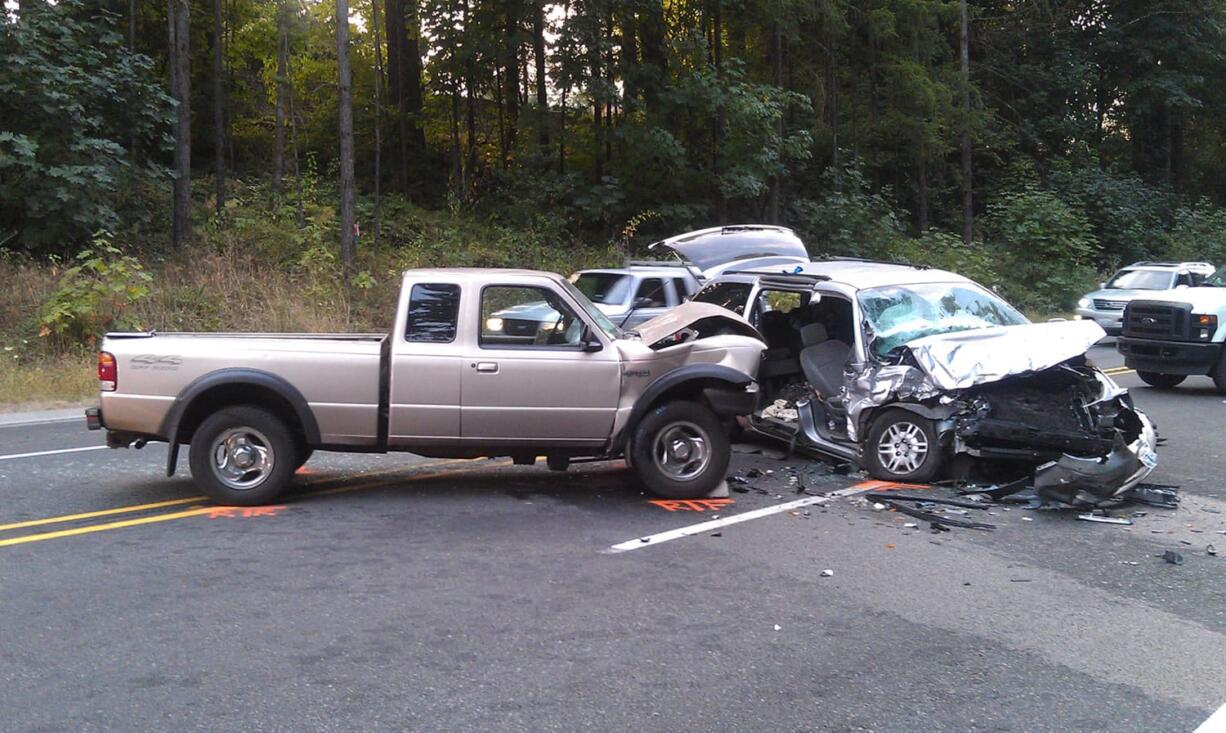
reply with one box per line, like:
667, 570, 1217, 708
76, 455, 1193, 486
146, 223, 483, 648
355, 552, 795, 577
799, 323, 850, 397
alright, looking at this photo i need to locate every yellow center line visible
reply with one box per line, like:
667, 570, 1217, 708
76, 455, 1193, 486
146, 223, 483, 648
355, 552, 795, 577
0, 496, 207, 532
0, 458, 506, 549
0, 506, 214, 548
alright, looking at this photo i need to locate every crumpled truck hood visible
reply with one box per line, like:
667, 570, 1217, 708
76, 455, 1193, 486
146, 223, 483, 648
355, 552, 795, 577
904, 320, 1106, 391
630, 301, 763, 346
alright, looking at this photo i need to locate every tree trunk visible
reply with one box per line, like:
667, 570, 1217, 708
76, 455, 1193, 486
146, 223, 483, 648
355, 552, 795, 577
503, 2, 520, 157
639, 1, 666, 110
959, 0, 973, 245
386, 0, 426, 194
917, 150, 929, 233
532, 0, 549, 149
336, 0, 356, 275
212, 0, 226, 219
273, 2, 288, 197
712, 0, 726, 223
169, 0, 192, 247
372, 0, 384, 243
767, 19, 783, 224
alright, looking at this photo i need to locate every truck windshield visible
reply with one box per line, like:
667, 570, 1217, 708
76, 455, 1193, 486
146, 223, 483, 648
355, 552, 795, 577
571, 272, 631, 305
1106, 269, 1173, 290
560, 279, 622, 339
859, 282, 1028, 358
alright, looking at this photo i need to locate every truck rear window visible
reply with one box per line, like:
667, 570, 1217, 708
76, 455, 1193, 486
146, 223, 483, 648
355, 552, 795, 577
405, 283, 461, 342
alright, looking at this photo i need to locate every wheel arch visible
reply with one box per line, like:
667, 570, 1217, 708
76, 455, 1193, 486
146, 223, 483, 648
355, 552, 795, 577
160, 369, 321, 476
612, 364, 754, 452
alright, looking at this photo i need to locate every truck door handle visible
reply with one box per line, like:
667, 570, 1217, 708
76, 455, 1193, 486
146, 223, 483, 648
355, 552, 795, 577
474, 362, 499, 373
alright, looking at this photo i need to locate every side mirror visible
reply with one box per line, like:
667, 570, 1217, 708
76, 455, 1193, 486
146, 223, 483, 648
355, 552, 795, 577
581, 325, 603, 352
1099, 282, 1107, 290
1175, 283, 1189, 289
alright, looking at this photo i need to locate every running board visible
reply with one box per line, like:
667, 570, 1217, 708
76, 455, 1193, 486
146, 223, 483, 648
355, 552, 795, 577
796, 400, 861, 465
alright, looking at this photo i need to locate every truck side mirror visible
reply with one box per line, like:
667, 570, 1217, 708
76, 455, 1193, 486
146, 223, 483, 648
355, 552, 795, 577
581, 325, 603, 352
633, 297, 654, 308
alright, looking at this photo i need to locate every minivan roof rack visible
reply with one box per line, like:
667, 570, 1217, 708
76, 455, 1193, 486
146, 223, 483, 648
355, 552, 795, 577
814, 255, 930, 270
623, 259, 688, 268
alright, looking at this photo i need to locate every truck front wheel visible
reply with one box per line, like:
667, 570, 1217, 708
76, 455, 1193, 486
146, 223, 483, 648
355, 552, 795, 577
1213, 352, 1226, 395
1138, 371, 1186, 389
630, 400, 730, 499
188, 406, 297, 506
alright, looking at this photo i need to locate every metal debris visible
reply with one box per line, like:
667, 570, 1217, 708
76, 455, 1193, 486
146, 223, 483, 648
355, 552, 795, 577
1077, 514, 1134, 526
1162, 550, 1184, 565
820, 569, 834, 577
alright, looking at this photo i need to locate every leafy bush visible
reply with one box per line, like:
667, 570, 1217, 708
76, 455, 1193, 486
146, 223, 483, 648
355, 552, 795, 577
984, 187, 1099, 311
1164, 201, 1226, 266
887, 229, 1000, 288
39, 234, 153, 343
788, 167, 906, 258
0, 1, 173, 253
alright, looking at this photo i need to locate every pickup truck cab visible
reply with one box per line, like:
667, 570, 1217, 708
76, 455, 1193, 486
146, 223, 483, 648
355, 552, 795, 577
88, 269, 765, 505
1117, 264, 1226, 393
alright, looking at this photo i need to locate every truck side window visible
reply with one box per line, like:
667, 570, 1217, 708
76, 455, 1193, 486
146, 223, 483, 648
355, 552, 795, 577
405, 283, 461, 342
481, 285, 584, 347
635, 278, 667, 307
672, 277, 695, 299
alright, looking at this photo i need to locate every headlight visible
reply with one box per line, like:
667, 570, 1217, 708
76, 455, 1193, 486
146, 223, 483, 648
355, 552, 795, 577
1194, 313, 1218, 340
485, 317, 504, 332
1078, 297, 1090, 309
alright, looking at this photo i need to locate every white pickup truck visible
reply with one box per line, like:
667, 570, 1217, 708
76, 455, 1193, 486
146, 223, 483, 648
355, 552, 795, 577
1117, 264, 1226, 393
87, 268, 767, 505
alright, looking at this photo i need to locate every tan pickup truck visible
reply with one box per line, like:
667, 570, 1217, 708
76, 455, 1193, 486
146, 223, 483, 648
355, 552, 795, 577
87, 268, 766, 505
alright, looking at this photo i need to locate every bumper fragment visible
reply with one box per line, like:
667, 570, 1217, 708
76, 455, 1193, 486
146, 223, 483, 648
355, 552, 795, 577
1033, 412, 1158, 505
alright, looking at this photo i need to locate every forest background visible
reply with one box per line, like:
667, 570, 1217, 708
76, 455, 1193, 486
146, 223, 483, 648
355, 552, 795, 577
3, 0, 1226, 404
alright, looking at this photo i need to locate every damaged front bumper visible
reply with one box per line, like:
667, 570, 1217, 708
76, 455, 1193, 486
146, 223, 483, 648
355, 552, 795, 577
1032, 410, 1158, 505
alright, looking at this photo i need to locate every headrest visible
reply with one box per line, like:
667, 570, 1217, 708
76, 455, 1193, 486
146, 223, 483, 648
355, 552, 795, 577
800, 323, 828, 346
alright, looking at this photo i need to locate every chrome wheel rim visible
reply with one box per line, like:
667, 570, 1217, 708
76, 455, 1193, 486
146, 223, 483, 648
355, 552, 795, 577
877, 421, 929, 475
652, 421, 711, 482
210, 427, 275, 491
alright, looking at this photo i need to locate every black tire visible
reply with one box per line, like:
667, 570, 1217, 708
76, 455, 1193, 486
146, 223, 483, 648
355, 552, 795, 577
864, 408, 943, 483
630, 400, 730, 499
293, 445, 314, 471
1213, 353, 1226, 395
188, 406, 297, 506
1138, 371, 1186, 389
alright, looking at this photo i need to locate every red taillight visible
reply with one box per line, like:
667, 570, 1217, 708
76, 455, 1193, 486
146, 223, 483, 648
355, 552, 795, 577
98, 351, 117, 392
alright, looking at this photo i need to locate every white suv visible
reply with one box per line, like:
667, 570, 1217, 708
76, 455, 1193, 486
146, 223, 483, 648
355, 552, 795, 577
1076, 261, 1215, 335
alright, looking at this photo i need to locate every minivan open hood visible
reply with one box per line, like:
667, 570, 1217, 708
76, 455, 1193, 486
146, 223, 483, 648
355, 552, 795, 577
904, 320, 1107, 391
648, 225, 810, 275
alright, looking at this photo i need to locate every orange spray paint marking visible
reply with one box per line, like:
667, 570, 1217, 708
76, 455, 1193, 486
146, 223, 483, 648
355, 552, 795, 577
648, 498, 736, 512
850, 480, 931, 492
208, 505, 287, 519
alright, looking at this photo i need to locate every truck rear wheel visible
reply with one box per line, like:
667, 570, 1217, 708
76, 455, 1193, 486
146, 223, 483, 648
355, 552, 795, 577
188, 406, 296, 506
630, 400, 730, 499
1138, 371, 1186, 389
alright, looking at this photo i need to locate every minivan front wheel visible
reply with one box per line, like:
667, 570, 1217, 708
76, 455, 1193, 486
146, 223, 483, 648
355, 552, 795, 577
865, 409, 943, 483
631, 400, 730, 499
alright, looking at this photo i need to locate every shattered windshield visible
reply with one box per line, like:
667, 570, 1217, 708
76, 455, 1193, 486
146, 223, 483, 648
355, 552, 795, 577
1105, 269, 1173, 290
571, 272, 631, 304
859, 282, 1028, 358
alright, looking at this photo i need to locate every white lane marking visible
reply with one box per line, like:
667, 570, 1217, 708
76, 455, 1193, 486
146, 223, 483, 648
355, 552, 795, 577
608, 485, 872, 554
0, 445, 108, 461
1195, 702, 1226, 733
0, 416, 82, 429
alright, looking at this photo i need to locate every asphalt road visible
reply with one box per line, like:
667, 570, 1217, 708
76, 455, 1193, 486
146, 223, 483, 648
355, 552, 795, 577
1, 343, 1224, 732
